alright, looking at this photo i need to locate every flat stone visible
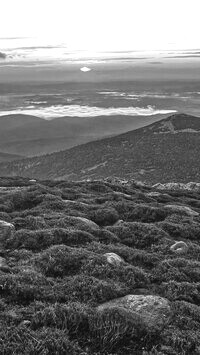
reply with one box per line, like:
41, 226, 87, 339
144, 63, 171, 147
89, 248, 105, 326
104, 252, 124, 266
170, 241, 188, 254
97, 294, 171, 331
0, 220, 15, 246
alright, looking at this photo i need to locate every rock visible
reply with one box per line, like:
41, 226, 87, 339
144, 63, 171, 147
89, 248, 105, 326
29, 179, 36, 183
63, 200, 89, 207
0, 220, 15, 246
97, 294, 171, 331
170, 241, 188, 254
146, 191, 161, 197
0, 257, 7, 268
153, 182, 200, 192
164, 204, 199, 217
113, 191, 132, 199
0, 256, 10, 273
21, 320, 31, 326
104, 252, 124, 266
114, 219, 124, 226
75, 217, 99, 229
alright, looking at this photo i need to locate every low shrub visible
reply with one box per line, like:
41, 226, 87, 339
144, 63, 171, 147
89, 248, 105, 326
56, 274, 129, 304
158, 281, 200, 305
0, 270, 54, 304
114, 202, 168, 223
88, 208, 119, 226
107, 222, 168, 249
6, 229, 55, 251
34, 245, 90, 277
157, 221, 200, 241
81, 255, 149, 288
91, 229, 120, 244
13, 216, 47, 230
0, 325, 84, 355
31, 301, 91, 336
152, 258, 200, 283
89, 307, 148, 352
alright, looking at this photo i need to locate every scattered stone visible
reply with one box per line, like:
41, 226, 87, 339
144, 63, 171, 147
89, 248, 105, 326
113, 191, 133, 199
170, 241, 188, 254
97, 294, 171, 331
146, 191, 161, 197
75, 217, 99, 229
114, 219, 124, 226
21, 320, 31, 326
153, 182, 200, 192
0, 256, 7, 268
104, 252, 124, 266
164, 204, 199, 217
0, 220, 15, 246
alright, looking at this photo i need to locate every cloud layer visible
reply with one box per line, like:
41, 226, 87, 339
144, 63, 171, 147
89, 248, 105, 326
0, 104, 177, 119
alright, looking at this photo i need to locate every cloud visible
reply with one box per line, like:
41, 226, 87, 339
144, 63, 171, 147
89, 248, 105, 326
0, 52, 6, 59
0, 105, 177, 119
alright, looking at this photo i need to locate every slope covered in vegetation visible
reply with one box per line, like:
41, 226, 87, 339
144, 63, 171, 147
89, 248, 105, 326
0, 176, 200, 354
0, 113, 200, 183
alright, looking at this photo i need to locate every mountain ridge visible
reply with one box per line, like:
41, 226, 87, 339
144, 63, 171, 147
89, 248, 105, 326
0, 113, 167, 156
0, 112, 199, 183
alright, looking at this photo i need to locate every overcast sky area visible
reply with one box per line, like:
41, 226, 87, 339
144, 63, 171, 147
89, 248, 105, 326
1, 0, 200, 52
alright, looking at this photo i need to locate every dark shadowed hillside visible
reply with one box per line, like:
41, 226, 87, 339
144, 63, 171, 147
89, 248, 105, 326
0, 176, 200, 354
0, 113, 199, 183
0, 151, 25, 163
0, 113, 165, 156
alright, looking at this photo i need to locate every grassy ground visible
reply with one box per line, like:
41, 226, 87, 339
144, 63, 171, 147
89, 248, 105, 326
0, 177, 200, 354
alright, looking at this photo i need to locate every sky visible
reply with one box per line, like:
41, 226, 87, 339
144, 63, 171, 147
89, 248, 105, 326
1, 0, 200, 52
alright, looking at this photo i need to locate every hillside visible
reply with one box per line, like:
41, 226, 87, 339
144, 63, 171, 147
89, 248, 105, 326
0, 113, 165, 156
0, 113, 199, 183
0, 176, 200, 354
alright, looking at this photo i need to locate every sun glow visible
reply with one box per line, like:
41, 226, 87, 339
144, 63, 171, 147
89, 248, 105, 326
1, 0, 200, 52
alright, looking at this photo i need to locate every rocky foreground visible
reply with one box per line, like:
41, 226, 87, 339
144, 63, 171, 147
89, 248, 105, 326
0, 176, 200, 354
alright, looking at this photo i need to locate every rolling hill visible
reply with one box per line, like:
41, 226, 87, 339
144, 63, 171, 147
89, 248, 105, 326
0, 113, 199, 183
0, 151, 25, 163
0, 113, 167, 156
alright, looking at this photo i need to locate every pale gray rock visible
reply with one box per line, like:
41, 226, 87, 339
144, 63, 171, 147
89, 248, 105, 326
97, 294, 171, 331
170, 241, 188, 254
104, 252, 124, 266
146, 191, 161, 197
0, 220, 15, 246
114, 219, 124, 226
153, 182, 200, 192
75, 217, 99, 229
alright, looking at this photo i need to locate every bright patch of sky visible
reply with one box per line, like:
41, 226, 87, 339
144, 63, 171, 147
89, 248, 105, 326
0, 0, 200, 59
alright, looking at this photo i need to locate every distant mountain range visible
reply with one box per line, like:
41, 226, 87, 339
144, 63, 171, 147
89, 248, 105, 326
0, 113, 199, 184
0, 113, 166, 157
0, 151, 24, 163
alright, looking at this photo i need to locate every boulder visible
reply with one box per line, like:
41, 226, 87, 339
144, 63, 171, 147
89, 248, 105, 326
153, 182, 200, 192
0, 220, 15, 246
164, 204, 199, 217
104, 252, 124, 266
114, 219, 124, 226
0, 256, 10, 272
170, 241, 188, 254
146, 191, 161, 197
75, 217, 99, 229
97, 294, 171, 331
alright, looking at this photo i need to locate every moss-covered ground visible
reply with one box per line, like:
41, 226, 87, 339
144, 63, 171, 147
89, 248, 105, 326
0, 177, 200, 354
